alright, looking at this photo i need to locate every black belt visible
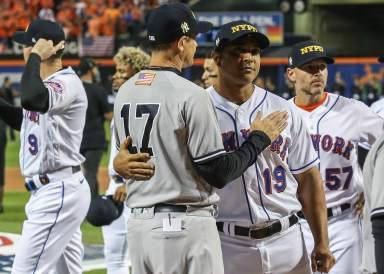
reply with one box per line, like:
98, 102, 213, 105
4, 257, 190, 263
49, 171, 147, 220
297, 203, 351, 219
25, 165, 81, 191
112, 175, 124, 184
131, 203, 188, 214
217, 214, 299, 240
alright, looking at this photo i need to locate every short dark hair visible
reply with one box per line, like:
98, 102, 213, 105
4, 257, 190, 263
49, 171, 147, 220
150, 41, 174, 52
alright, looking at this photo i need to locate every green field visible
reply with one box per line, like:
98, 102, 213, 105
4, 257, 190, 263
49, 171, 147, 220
0, 192, 106, 273
2, 127, 113, 274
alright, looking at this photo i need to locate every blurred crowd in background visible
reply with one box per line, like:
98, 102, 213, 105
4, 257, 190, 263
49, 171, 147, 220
0, 0, 181, 53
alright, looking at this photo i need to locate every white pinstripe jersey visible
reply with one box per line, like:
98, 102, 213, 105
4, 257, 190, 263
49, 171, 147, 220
207, 85, 318, 225
20, 67, 87, 177
290, 93, 384, 208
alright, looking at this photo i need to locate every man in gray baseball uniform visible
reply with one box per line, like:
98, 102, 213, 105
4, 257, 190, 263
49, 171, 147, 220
113, 3, 288, 274
0, 19, 90, 273
361, 56, 384, 274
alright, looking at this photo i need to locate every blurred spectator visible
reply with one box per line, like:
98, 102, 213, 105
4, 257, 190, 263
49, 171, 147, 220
254, 77, 265, 89
332, 71, 346, 95
76, 57, 113, 196
265, 76, 276, 93
0, 117, 5, 213
38, 0, 55, 21
0, 76, 16, 141
352, 74, 364, 102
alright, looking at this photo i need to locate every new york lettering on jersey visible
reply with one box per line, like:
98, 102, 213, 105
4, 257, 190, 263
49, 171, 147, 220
290, 92, 384, 208
208, 85, 319, 224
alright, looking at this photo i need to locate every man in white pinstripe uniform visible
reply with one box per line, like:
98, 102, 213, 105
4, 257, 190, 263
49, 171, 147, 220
207, 21, 334, 274
287, 40, 384, 274
5, 19, 91, 274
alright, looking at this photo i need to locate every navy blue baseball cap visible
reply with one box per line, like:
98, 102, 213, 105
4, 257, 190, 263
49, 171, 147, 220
147, 3, 213, 45
86, 195, 124, 227
13, 19, 65, 47
76, 57, 96, 76
214, 20, 270, 50
288, 40, 334, 68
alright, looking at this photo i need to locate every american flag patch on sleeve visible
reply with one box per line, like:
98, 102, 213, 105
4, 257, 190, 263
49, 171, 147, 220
135, 72, 156, 85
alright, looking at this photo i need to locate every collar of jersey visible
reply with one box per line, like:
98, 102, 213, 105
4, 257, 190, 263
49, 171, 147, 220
294, 92, 328, 112
144, 66, 182, 75
208, 84, 267, 113
43, 67, 75, 81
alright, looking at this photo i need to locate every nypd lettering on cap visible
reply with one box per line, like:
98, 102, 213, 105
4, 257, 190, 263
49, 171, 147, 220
300, 45, 324, 55
231, 24, 258, 33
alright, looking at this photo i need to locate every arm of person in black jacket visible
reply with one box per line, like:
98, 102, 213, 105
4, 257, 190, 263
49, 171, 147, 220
194, 130, 272, 188
20, 39, 65, 113
0, 97, 23, 130
20, 53, 49, 113
194, 111, 288, 189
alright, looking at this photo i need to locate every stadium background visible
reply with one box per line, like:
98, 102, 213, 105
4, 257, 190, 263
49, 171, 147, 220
0, 0, 384, 273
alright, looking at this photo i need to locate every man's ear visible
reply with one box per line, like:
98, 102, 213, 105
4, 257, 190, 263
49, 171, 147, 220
286, 68, 296, 83
212, 51, 221, 67
176, 36, 186, 53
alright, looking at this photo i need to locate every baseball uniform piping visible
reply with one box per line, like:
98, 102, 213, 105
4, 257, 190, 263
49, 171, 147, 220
248, 89, 270, 221
216, 106, 255, 224
316, 95, 340, 170
33, 182, 65, 273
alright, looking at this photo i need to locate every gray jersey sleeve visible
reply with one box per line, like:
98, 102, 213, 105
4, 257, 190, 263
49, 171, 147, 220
185, 90, 226, 163
370, 142, 384, 219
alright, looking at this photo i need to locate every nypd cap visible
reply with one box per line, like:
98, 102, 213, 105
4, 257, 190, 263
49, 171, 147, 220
86, 195, 124, 227
147, 3, 212, 45
13, 19, 65, 47
288, 40, 334, 68
214, 20, 270, 50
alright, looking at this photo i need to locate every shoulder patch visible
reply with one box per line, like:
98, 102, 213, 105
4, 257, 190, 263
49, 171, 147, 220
45, 80, 64, 94
135, 72, 156, 86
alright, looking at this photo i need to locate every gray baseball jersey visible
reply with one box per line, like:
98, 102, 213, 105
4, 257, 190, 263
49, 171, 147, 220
361, 134, 384, 273
20, 67, 87, 177
113, 69, 226, 208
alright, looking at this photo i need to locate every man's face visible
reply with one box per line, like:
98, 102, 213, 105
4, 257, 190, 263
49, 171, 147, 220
288, 59, 328, 97
182, 36, 198, 68
112, 62, 136, 92
216, 37, 261, 86
201, 58, 218, 88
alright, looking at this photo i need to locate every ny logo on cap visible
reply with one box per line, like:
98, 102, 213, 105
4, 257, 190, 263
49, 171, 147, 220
148, 35, 155, 41
181, 22, 190, 34
289, 57, 293, 66
215, 37, 220, 46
